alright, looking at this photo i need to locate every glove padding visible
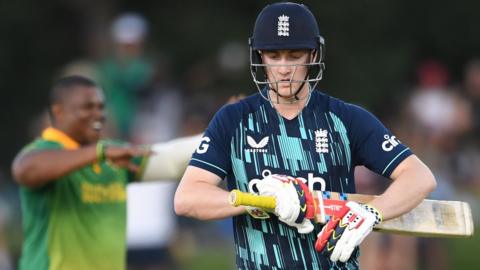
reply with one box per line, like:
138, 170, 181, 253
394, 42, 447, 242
315, 201, 382, 262
250, 174, 314, 234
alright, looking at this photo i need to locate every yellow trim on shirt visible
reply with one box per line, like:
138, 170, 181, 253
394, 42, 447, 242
41, 127, 80, 150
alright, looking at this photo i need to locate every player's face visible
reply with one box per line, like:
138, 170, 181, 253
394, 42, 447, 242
261, 49, 311, 99
58, 86, 106, 145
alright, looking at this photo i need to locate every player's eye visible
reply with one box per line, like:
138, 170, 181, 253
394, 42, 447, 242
289, 53, 306, 61
263, 51, 280, 60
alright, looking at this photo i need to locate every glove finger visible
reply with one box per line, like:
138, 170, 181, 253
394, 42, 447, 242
278, 202, 300, 223
320, 223, 345, 260
339, 221, 369, 262
296, 219, 314, 234
329, 224, 352, 262
339, 243, 356, 263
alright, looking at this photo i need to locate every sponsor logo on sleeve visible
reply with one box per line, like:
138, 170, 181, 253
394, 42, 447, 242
381, 134, 400, 152
196, 136, 211, 154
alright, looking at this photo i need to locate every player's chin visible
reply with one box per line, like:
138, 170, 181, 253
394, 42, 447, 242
86, 129, 102, 143
277, 86, 300, 98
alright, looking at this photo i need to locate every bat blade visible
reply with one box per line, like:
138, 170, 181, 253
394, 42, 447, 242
229, 189, 474, 238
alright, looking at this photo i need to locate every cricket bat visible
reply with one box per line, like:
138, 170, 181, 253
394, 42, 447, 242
229, 189, 474, 238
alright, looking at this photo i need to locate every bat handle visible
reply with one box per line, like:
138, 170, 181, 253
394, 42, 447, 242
229, 189, 276, 210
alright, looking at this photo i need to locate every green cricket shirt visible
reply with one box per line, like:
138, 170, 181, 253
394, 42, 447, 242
18, 127, 146, 270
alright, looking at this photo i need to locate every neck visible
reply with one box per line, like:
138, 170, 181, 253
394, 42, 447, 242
53, 124, 87, 145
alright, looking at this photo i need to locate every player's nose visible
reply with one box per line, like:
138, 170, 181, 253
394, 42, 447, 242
277, 61, 292, 75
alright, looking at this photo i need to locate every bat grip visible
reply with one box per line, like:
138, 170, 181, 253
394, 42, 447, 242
229, 189, 276, 210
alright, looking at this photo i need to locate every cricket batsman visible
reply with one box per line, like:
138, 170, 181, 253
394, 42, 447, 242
175, 2, 436, 269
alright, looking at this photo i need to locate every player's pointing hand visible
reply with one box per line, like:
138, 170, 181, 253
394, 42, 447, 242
102, 143, 151, 173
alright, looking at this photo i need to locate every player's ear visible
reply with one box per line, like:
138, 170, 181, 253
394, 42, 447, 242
50, 104, 63, 120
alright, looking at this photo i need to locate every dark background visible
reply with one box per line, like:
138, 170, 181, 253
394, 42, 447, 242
1, 0, 480, 170
1, 1, 480, 269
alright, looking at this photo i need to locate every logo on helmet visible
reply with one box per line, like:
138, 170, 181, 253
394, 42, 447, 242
277, 15, 290, 37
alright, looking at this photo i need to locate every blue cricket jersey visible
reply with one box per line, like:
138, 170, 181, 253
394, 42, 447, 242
189, 89, 412, 269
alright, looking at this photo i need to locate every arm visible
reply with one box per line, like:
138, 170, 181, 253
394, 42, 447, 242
174, 165, 245, 220
12, 146, 97, 188
12, 144, 149, 188
368, 154, 437, 221
141, 134, 202, 181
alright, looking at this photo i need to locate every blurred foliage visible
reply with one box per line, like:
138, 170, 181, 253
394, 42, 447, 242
2, 0, 480, 171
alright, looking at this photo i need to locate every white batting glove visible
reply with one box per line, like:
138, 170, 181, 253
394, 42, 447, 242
315, 201, 382, 262
250, 174, 314, 234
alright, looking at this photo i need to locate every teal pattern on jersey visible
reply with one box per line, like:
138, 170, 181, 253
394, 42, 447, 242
328, 112, 352, 170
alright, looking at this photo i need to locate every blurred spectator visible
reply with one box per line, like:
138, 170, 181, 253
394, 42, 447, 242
456, 59, 480, 192
406, 60, 471, 200
403, 59, 475, 270
131, 56, 183, 144
463, 59, 480, 137
94, 15, 183, 267
95, 13, 155, 140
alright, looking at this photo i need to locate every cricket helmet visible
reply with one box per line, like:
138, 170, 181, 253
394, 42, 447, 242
249, 2, 325, 102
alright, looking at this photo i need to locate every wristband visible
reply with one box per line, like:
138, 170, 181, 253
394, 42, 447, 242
96, 141, 106, 162
363, 204, 383, 226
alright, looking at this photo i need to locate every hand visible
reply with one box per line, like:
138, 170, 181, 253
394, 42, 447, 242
315, 201, 382, 262
250, 174, 314, 234
104, 145, 151, 173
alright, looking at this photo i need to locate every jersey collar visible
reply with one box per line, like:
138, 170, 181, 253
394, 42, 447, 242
41, 127, 80, 150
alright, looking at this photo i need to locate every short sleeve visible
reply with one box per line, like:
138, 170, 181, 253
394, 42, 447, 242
348, 104, 412, 177
20, 139, 63, 154
189, 105, 235, 179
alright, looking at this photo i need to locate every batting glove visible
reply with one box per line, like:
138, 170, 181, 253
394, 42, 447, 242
315, 201, 382, 262
252, 174, 315, 234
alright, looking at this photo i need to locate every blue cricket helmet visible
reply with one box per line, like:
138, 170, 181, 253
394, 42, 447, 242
250, 2, 322, 51
249, 2, 326, 103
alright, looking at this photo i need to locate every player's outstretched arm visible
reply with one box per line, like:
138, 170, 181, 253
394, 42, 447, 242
12, 144, 148, 188
141, 134, 202, 181
174, 166, 245, 220
368, 154, 437, 221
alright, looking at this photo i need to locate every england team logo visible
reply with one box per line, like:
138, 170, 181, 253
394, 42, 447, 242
315, 129, 329, 153
277, 15, 290, 36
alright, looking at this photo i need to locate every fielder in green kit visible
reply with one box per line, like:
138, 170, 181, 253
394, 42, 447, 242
12, 75, 200, 270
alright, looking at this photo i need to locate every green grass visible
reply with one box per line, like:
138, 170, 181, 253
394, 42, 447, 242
446, 231, 480, 268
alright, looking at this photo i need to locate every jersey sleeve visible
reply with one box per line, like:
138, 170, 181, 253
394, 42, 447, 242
189, 105, 235, 179
20, 139, 63, 154
347, 104, 412, 177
